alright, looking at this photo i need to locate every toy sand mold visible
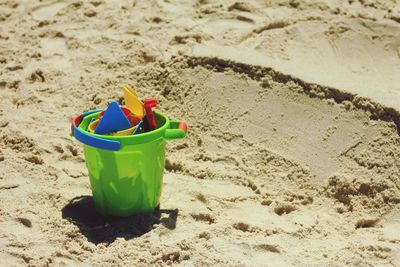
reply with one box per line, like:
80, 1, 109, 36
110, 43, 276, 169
71, 87, 187, 216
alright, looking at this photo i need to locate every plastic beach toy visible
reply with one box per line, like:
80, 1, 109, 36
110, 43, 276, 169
98, 107, 141, 126
88, 119, 136, 136
95, 101, 131, 134
123, 85, 144, 119
132, 120, 144, 135
71, 110, 187, 216
144, 98, 157, 131
88, 119, 99, 133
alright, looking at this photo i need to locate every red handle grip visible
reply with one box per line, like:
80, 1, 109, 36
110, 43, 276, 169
178, 121, 187, 134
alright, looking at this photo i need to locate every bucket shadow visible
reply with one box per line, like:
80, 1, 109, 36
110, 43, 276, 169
61, 196, 178, 244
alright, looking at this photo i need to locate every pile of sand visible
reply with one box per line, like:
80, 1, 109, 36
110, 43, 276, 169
0, 0, 399, 266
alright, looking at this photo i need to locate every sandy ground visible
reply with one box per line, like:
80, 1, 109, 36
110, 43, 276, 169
1, 0, 400, 266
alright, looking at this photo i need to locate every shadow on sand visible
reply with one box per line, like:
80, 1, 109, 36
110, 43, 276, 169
61, 196, 178, 244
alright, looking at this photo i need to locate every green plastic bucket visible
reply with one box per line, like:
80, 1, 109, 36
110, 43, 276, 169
71, 110, 186, 216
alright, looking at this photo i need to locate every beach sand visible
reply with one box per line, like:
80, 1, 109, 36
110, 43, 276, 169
0, 0, 399, 266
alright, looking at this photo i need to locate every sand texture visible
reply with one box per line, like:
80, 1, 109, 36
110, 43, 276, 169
1, 0, 400, 266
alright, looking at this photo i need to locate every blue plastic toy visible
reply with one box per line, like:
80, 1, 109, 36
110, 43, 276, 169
94, 101, 131, 134
132, 121, 144, 135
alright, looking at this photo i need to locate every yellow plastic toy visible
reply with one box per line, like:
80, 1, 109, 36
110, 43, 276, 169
123, 85, 144, 119
88, 119, 136, 136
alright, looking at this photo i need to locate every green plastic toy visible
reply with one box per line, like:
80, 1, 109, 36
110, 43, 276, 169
73, 110, 187, 216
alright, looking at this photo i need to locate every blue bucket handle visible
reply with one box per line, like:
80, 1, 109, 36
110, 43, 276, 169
73, 125, 121, 151
71, 110, 120, 151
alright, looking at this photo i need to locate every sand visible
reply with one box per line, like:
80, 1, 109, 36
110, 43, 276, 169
0, 0, 400, 266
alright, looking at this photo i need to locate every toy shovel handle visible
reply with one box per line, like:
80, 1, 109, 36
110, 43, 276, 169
164, 120, 187, 140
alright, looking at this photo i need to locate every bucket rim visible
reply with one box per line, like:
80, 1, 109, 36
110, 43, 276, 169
78, 109, 170, 142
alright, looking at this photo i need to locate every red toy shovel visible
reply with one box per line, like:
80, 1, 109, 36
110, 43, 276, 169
144, 98, 158, 131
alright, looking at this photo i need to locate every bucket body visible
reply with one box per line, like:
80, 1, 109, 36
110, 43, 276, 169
84, 138, 165, 216
72, 110, 186, 216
